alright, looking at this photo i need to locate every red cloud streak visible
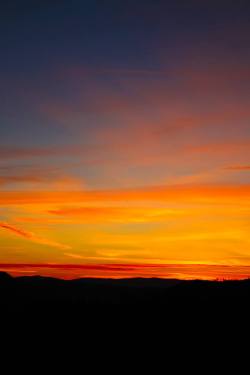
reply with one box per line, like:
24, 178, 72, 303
0, 263, 250, 280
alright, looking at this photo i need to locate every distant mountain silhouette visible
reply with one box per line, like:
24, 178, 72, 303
0, 271, 13, 282
1, 272, 250, 311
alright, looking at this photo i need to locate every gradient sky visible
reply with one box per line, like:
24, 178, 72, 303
0, 0, 250, 279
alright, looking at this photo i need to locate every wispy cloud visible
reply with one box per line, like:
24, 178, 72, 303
0, 175, 44, 186
224, 165, 250, 171
0, 165, 85, 190
0, 222, 33, 239
187, 141, 250, 155
0, 145, 86, 160
0, 221, 70, 250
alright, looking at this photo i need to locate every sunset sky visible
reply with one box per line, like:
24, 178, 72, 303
0, 0, 250, 279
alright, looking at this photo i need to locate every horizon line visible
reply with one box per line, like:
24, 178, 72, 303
1, 262, 250, 281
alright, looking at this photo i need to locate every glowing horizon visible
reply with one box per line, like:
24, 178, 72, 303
1, 263, 250, 281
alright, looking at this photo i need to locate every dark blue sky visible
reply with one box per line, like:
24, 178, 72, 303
1, 0, 250, 71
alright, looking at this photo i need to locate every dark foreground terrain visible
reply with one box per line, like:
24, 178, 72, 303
1, 271, 250, 345
1, 271, 250, 312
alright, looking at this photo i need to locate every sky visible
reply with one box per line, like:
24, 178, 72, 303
0, 0, 250, 279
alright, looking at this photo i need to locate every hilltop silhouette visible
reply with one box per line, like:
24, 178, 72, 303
1, 272, 250, 312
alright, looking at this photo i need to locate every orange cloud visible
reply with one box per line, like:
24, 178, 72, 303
47, 206, 182, 224
0, 184, 249, 206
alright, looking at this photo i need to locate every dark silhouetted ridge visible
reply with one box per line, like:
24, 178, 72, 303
1, 273, 250, 317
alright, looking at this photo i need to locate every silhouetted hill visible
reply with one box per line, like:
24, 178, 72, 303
0, 271, 13, 282
1, 272, 250, 313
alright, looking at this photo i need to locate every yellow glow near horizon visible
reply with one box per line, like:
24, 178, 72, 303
0, 184, 249, 279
